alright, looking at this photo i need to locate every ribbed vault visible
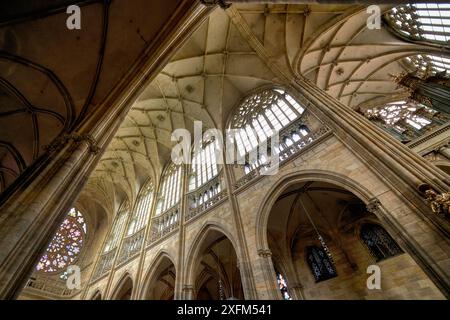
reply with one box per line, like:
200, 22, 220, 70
0, 0, 181, 194
84, 7, 278, 209
81, 3, 449, 216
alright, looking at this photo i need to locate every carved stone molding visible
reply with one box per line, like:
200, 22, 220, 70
200, 0, 231, 9
366, 198, 382, 214
44, 133, 101, 155
291, 282, 304, 290
182, 284, 194, 292
257, 249, 272, 258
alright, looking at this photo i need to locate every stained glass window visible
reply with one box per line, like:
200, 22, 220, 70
364, 100, 448, 142
404, 54, 450, 75
385, 3, 450, 44
36, 208, 86, 277
276, 271, 292, 300
360, 224, 403, 262
306, 246, 337, 283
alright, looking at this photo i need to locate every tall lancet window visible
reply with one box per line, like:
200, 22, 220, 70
360, 224, 403, 262
364, 100, 448, 142
189, 138, 220, 191
385, 3, 450, 44
36, 208, 86, 278
155, 163, 182, 215
228, 88, 307, 173
306, 246, 337, 283
103, 201, 129, 253
126, 180, 154, 236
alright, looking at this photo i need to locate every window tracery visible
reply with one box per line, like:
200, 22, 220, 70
155, 164, 182, 215
126, 180, 154, 236
103, 201, 129, 253
364, 100, 448, 142
36, 208, 86, 277
385, 3, 450, 45
229, 88, 308, 173
360, 224, 403, 262
306, 246, 337, 283
404, 54, 450, 75
189, 139, 220, 191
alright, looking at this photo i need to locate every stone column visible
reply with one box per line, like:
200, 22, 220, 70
0, 2, 214, 299
175, 164, 189, 300
257, 249, 280, 300
182, 284, 194, 300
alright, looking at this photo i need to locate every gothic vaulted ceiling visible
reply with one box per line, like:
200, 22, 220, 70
0, 0, 181, 194
20, 3, 444, 216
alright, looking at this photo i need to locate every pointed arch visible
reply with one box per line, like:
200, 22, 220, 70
110, 273, 133, 300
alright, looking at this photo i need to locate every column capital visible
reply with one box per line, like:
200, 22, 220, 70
44, 132, 101, 155
257, 249, 272, 258
182, 284, 194, 291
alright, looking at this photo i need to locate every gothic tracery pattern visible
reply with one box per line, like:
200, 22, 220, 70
230, 88, 310, 173
360, 224, 403, 262
404, 54, 450, 75
385, 3, 450, 44
364, 100, 448, 142
306, 246, 338, 283
36, 208, 86, 276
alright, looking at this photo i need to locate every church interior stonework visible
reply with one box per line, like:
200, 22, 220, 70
0, 0, 449, 301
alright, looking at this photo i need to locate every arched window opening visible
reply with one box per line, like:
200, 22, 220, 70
149, 164, 182, 243
306, 246, 337, 283
360, 224, 403, 262
118, 181, 154, 263
404, 54, 450, 75
127, 180, 154, 236
363, 100, 448, 142
275, 269, 292, 300
103, 201, 129, 253
155, 164, 182, 215
187, 138, 226, 219
189, 139, 220, 192
229, 88, 312, 175
385, 3, 450, 45
93, 202, 130, 280
35, 208, 86, 279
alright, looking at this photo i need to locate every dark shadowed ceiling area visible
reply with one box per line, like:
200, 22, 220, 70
0, 0, 181, 193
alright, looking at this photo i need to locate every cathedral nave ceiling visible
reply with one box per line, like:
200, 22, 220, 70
0, 2, 446, 217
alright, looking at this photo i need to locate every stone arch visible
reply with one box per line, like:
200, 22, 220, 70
256, 170, 374, 253
140, 250, 177, 300
184, 221, 246, 299
90, 289, 102, 300
256, 169, 445, 299
110, 273, 133, 300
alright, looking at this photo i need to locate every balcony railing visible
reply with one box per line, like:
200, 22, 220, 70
117, 228, 145, 265
148, 205, 180, 244
92, 247, 116, 281
186, 172, 227, 221
234, 113, 331, 190
25, 276, 77, 297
